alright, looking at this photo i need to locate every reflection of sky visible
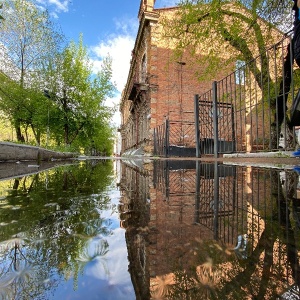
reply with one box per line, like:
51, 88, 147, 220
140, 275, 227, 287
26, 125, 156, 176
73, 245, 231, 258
88, 228, 133, 289
49, 186, 135, 299
101, 188, 122, 230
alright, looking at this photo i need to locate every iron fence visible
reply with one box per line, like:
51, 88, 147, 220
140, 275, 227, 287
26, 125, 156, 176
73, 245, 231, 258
154, 34, 300, 157
154, 112, 196, 157
196, 34, 300, 156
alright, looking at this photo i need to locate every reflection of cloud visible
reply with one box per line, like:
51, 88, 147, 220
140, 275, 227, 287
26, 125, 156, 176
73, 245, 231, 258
87, 227, 133, 293
50, 192, 133, 299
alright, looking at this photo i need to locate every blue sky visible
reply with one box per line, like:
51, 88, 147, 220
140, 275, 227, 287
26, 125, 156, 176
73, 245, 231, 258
35, 0, 178, 125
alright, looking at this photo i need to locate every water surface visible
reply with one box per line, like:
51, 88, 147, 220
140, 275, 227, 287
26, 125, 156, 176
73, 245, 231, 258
1, 158, 300, 299
0, 159, 134, 299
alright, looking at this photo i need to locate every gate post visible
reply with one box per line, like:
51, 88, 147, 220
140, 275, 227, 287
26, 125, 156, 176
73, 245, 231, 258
213, 161, 219, 240
153, 128, 157, 156
212, 81, 219, 158
194, 94, 201, 158
164, 119, 169, 157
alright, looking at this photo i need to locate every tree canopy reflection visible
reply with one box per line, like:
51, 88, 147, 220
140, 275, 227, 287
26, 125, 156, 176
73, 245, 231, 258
0, 160, 115, 299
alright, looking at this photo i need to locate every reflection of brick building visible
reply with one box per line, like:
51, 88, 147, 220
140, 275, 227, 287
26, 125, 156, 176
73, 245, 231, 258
149, 161, 238, 283
119, 161, 300, 299
119, 160, 239, 298
118, 162, 151, 299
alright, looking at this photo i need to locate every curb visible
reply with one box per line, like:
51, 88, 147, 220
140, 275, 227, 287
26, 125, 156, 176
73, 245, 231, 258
0, 142, 76, 162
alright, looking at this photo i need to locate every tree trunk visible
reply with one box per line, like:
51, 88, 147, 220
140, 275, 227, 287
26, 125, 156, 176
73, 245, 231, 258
15, 120, 25, 142
62, 89, 69, 146
30, 124, 41, 146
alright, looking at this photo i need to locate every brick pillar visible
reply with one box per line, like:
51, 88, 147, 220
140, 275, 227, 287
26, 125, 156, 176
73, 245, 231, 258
139, 0, 156, 20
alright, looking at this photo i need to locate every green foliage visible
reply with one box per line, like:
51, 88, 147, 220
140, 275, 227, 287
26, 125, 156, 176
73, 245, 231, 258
0, 0, 116, 155
0, 72, 55, 145
0, 3, 3, 20
0, 0, 64, 143
44, 35, 116, 154
0, 0, 63, 84
162, 0, 290, 82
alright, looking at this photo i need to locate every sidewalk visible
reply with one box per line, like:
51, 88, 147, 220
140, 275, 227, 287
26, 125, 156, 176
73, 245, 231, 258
222, 151, 300, 169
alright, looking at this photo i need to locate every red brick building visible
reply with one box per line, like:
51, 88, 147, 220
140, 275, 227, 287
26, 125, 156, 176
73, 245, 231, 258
119, 0, 285, 156
119, 0, 221, 156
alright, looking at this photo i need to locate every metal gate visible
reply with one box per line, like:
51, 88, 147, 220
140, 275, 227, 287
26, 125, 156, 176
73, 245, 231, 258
194, 82, 236, 157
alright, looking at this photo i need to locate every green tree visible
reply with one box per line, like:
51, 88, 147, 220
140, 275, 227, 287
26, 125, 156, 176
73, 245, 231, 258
0, 0, 63, 143
0, 73, 52, 144
162, 0, 294, 147
161, 0, 291, 82
44, 35, 116, 154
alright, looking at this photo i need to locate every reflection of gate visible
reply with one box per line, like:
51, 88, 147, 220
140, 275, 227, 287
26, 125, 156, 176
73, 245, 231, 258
153, 161, 237, 243
194, 163, 236, 241
153, 160, 197, 199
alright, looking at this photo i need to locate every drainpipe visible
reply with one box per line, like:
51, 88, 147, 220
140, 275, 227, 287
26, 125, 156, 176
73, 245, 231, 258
136, 110, 139, 149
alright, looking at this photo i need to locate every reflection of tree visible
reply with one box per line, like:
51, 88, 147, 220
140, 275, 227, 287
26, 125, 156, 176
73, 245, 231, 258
218, 170, 300, 299
275, 170, 300, 290
151, 274, 173, 299
0, 160, 115, 298
167, 267, 220, 300
0, 236, 54, 299
160, 241, 231, 300
76, 239, 109, 275
218, 226, 276, 299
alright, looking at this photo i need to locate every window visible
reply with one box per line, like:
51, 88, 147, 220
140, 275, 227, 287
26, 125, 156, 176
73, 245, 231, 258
140, 54, 147, 82
235, 60, 246, 85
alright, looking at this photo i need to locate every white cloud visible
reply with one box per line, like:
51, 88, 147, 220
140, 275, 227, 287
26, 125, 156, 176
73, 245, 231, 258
35, 0, 69, 13
88, 17, 139, 127
114, 17, 138, 36
90, 17, 137, 94
48, 0, 69, 12
105, 94, 122, 126
88, 21, 136, 127
91, 35, 135, 93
